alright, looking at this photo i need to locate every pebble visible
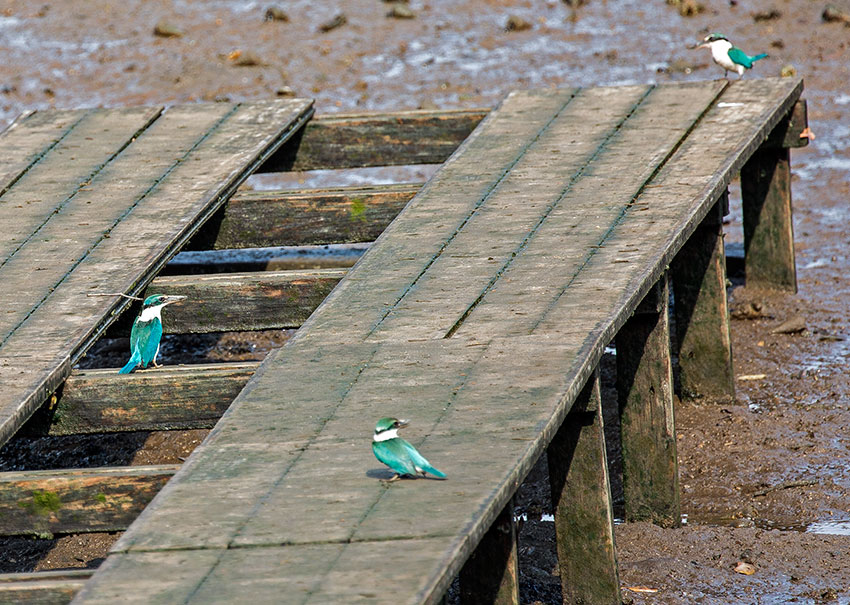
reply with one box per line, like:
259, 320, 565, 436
153, 20, 184, 38
505, 15, 533, 31
387, 4, 415, 19
276, 86, 296, 97
264, 6, 290, 22
780, 64, 797, 77
319, 14, 347, 32
823, 4, 850, 25
230, 50, 266, 67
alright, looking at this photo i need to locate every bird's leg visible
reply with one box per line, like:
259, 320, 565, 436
381, 474, 401, 484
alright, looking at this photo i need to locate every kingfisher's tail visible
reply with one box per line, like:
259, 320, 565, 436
119, 351, 141, 374
751, 53, 768, 62
422, 464, 446, 479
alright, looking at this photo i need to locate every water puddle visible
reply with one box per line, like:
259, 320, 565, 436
688, 514, 850, 535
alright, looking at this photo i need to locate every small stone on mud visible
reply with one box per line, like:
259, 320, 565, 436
275, 86, 296, 97
734, 561, 756, 575
780, 63, 797, 77
753, 8, 782, 21
505, 15, 533, 31
153, 20, 184, 38
823, 4, 850, 25
666, 0, 704, 16
771, 314, 806, 334
387, 4, 415, 19
319, 13, 347, 32
264, 6, 289, 22
230, 50, 266, 67
731, 300, 766, 320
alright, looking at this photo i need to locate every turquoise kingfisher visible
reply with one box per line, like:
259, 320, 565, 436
119, 294, 186, 374
372, 417, 446, 480
695, 33, 767, 78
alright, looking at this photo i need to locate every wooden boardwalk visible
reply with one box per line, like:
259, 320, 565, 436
57, 78, 807, 603
0, 98, 313, 447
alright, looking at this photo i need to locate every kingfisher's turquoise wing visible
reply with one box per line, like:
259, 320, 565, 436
401, 439, 446, 478
373, 439, 418, 476
728, 46, 758, 68
132, 319, 163, 368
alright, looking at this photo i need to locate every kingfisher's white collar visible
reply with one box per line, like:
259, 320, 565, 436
139, 304, 166, 323
373, 428, 399, 442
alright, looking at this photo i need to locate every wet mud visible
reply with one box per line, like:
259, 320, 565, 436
0, 0, 848, 601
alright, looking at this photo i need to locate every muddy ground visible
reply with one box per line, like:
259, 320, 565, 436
0, 0, 848, 602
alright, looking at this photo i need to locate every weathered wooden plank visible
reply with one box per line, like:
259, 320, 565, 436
291, 88, 578, 345
448, 80, 727, 340
71, 550, 223, 604
0, 465, 178, 536
0, 109, 88, 198
258, 108, 487, 172
533, 78, 803, 345
0, 106, 163, 267
22, 363, 258, 436
0, 570, 91, 605
0, 98, 313, 449
0, 103, 231, 342
188, 184, 420, 249
459, 500, 519, 605
143, 269, 346, 333
368, 83, 661, 342
615, 273, 680, 527
741, 146, 797, 291
547, 370, 620, 605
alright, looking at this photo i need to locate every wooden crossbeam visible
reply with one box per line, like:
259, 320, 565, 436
23, 363, 258, 436
0, 570, 92, 605
0, 465, 178, 536
255, 100, 808, 173
187, 183, 420, 249
256, 108, 487, 172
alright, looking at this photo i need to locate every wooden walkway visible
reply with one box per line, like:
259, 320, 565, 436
58, 78, 807, 604
0, 98, 313, 447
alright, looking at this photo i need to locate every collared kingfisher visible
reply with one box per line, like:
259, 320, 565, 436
695, 33, 767, 78
119, 294, 186, 374
372, 417, 446, 480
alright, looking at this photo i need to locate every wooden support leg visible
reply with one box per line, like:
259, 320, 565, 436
671, 197, 735, 402
741, 146, 797, 292
459, 499, 519, 605
615, 274, 680, 527
547, 370, 620, 605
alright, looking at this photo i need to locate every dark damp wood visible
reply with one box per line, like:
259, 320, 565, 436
459, 499, 519, 605
0, 465, 178, 536
615, 273, 680, 527
741, 146, 797, 292
257, 109, 487, 172
672, 198, 735, 402
138, 269, 345, 333
547, 371, 621, 604
0, 98, 313, 449
0, 570, 92, 605
187, 183, 420, 250
762, 99, 809, 149
21, 363, 258, 436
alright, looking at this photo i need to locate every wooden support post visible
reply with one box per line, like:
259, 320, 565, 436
615, 274, 680, 527
741, 145, 797, 292
547, 371, 620, 605
671, 197, 735, 402
459, 499, 519, 605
